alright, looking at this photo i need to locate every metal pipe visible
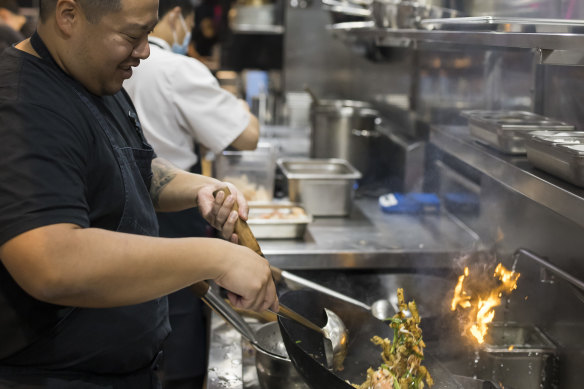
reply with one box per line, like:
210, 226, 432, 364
515, 248, 584, 292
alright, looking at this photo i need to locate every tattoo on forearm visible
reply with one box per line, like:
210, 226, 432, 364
150, 158, 178, 208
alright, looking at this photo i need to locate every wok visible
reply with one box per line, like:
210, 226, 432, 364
278, 289, 464, 389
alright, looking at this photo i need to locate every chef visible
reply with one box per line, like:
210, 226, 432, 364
0, 0, 278, 388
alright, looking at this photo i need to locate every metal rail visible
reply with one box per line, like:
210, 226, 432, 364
328, 22, 584, 52
515, 248, 584, 292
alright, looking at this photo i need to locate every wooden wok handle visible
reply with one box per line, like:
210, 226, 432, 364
214, 187, 285, 285
214, 187, 264, 257
229, 301, 278, 322
190, 281, 210, 298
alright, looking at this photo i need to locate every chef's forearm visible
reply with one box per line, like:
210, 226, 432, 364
0, 223, 238, 307
150, 157, 220, 212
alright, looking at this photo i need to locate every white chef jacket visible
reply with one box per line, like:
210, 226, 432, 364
124, 36, 250, 170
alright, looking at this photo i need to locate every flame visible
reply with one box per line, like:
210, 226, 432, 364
451, 263, 520, 344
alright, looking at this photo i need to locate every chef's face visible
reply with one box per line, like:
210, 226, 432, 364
70, 0, 159, 96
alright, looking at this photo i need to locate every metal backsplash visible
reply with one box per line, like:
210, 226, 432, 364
284, 0, 411, 100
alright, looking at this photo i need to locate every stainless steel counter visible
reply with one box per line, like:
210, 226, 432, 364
258, 196, 480, 269
206, 314, 259, 389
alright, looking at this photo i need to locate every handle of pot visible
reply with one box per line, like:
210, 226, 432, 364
232, 304, 278, 322
191, 281, 259, 344
214, 187, 264, 257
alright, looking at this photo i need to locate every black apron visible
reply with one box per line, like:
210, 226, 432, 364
157, 153, 210, 382
0, 33, 169, 388
149, 37, 211, 382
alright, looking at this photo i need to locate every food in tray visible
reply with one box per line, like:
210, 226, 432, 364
222, 174, 271, 202
246, 204, 311, 239
353, 288, 433, 389
251, 206, 307, 220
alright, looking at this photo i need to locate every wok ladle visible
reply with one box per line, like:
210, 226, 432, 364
191, 188, 349, 370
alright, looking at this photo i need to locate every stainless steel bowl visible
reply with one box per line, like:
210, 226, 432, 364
254, 321, 308, 389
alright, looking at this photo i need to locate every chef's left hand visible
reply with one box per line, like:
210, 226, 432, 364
197, 182, 247, 242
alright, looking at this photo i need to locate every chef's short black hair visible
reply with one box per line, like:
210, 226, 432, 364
39, 0, 122, 23
158, 0, 194, 19
0, 0, 20, 14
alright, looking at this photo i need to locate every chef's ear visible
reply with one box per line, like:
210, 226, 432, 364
0, 8, 11, 22
54, 0, 82, 36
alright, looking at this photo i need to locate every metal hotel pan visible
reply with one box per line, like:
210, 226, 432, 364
278, 290, 464, 389
277, 158, 362, 217
525, 131, 584, 187
247, 203, 312, 239
461, 110, 574, 154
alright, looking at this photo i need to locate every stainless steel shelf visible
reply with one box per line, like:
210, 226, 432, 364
430, 125, 584, 228
328, 22, 584, 52
231, 24, 285, 34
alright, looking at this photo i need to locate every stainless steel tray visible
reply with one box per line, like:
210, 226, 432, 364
277, 158, 362, 216
526, 131, 584, 187
477, 323, 558, 389
461, 110, 575, 154
420, 16, 584, 33
247, 203, 312, 239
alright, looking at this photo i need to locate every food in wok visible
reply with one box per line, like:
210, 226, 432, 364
353, 288, 434, 389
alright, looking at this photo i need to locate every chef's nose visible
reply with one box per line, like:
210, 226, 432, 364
133, 35, 150, 60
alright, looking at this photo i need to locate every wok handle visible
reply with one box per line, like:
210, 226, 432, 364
214, 187, 263, 257
214, 188, 370, 310
190, 280, 210, 298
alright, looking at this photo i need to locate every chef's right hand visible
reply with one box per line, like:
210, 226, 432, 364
214, 243, 279, 312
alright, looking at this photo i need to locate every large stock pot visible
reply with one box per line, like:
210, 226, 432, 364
309, 99, 381, 177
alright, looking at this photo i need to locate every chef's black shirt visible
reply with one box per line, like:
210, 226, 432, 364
0, 44, 167, 372
0, 47, 149, 245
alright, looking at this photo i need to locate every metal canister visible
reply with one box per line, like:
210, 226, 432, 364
309, 99, 380, 176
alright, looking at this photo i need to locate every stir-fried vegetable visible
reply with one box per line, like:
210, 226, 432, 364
353, 288, 434, 389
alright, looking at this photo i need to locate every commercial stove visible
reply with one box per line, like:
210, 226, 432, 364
206, 312, 507, 389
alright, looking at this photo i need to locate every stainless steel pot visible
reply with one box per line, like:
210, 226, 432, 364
322, 0, 372, 23
371, 0, 400, 28
371, 0, 461, 29
255, 321, 308, 389
309, 99, 380, 176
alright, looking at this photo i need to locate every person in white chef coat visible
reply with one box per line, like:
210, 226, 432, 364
124, 1, 260, 388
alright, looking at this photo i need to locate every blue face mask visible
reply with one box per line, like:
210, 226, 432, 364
172, 13, 191, 55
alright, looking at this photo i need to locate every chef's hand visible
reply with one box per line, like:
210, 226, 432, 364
197, 182, 247, 242
215, 244, 279, 312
